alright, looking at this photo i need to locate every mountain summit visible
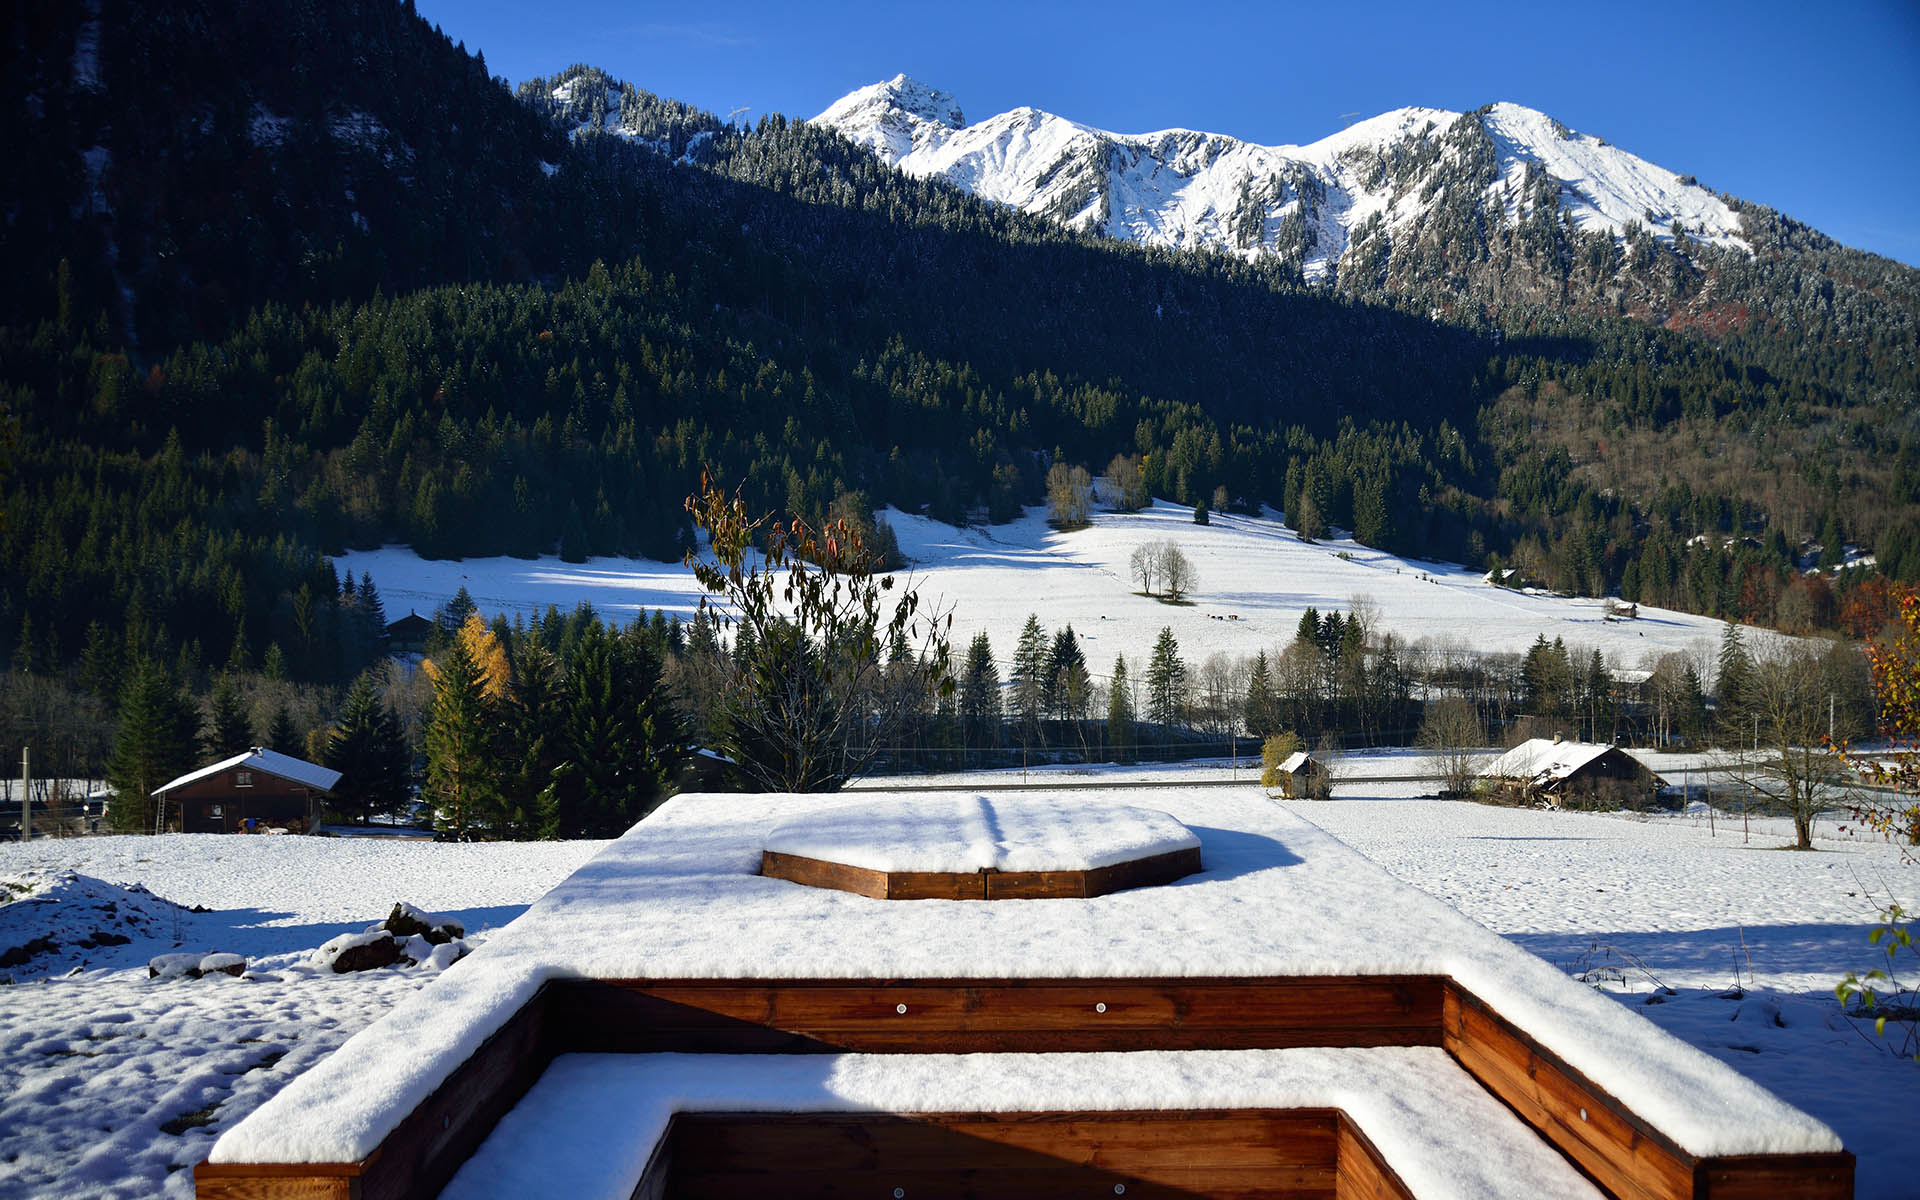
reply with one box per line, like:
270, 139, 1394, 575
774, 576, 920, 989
813, 83, 1748, 291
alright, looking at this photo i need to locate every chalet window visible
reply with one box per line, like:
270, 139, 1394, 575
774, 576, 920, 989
211, 805, 223, 817
235, 771, 253, 787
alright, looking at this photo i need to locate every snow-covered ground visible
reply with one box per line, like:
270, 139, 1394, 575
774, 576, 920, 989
1, 774, 1911, 1197
0, 838, 601, 1200
338, 499, 1765, 681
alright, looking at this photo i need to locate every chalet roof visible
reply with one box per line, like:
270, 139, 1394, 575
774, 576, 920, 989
385, 611, 435, 634
1479, 738, 1617, 786
152, 747, 342, 797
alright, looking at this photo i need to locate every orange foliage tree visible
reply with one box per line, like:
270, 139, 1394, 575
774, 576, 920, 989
1838, 585, 1920, 850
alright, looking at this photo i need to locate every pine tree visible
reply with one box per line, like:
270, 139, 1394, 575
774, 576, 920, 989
542, 623, 681, 837
508, 642, 567, 837
1715, 622, 1754, 746
203, 676, 254, 759
1107, 654, 1135, 763
324, 673, 412, 824
959, 631, 1001, 754
263, 703, 298, 755
107, 661, 199, 833
1146, 627, 1187, 736
1045, 626, 1086, 720
1243, 650, 1278, 737
79, 621, 122, 707
423, 631, 499, 839
1011, 614, 1048, 743
1295, 608, 1321, 647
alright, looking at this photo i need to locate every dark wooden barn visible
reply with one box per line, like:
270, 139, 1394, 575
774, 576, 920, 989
153, 748, 342, 834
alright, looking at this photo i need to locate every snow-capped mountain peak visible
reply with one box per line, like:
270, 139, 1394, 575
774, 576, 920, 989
810, 82, 1749, 286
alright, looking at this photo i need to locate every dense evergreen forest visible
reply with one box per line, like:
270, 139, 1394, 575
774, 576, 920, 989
5, 0, 1920, 710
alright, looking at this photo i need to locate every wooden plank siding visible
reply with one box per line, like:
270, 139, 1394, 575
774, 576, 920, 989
759, 846, 1203, 900
196, 975, 1853, 1200
1441, 983, 1852, 1200
661, 1110, 1349, 1200
548, 976, 1446, 1054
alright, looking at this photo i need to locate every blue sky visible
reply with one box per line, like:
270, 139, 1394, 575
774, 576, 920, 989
418, 0, 1920, 266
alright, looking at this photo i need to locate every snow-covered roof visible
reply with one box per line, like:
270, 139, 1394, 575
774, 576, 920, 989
152, 748, 341, 797
1278, 751, 1314, 774
210, 788, 1837, 1168
1479, 738, 1618, 786
764, 796, 1197, 874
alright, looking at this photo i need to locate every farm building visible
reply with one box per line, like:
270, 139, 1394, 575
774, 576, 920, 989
384, 610, 434, 655
1270, 750, 1327, 798
196, 788, 1849, 1199
1480, 737, 1664, 807
153, 748, 340, 834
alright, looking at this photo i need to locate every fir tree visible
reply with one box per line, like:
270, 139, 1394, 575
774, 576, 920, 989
107, 662, 198, 833
1011, 614, 1048, 743
263, 703, 298, 755
423, 631, 500, 839
79, 621, 122, 708
1107, 654, 1135, 763
1715, 622, 1755, 746
1243, 650, 1278, 737
1146, 627, 1187, 735
203, 676, 255, 759
958, 631, 1001, 754
508, 642, 567, 838
324, 673, 412, 824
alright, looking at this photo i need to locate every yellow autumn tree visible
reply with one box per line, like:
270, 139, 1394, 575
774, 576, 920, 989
425, 613, 511, 701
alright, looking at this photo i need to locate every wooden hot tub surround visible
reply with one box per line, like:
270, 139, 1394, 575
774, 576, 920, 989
760, 845, 1205, 900
194, 974, 1853, 1200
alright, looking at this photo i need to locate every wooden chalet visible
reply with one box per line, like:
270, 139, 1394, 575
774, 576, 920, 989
197, 789, 1849, 1200
153, 747, 340, 834
1480, 737, 1664, 808
384, 610, 435, 655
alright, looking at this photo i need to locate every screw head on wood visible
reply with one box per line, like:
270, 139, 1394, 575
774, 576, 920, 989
896, 1003, 907, 1014
1095, 1002, 1107, 1013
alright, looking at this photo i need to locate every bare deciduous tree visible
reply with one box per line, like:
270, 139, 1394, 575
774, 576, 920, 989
1737, 642, 1851, 849
1159, 542, 1196, 601
1416, 696, 1488, 797
1105, 454, 1148, 511
1045, 463, 1092, 529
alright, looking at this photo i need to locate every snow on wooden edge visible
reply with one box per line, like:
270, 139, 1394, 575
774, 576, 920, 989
438, 1047, 1604, 1200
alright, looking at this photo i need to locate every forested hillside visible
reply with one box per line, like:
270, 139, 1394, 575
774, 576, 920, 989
5, 2, 1920, 704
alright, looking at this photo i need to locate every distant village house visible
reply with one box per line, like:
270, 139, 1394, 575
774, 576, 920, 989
1480, 737, 1663, 808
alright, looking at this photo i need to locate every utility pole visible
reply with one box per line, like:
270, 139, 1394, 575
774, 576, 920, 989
19, 746, 29, 843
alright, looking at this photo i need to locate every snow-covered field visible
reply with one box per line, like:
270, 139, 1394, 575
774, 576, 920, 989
338, 499, 1764, 678
0, 838, 601, 1200
1, 777, 1911, 1198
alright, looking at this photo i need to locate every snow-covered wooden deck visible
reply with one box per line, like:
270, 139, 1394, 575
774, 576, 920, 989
195, 789, 1853, 1199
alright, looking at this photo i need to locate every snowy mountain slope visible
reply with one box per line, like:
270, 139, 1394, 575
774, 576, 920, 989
812, 76, 1747, 283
